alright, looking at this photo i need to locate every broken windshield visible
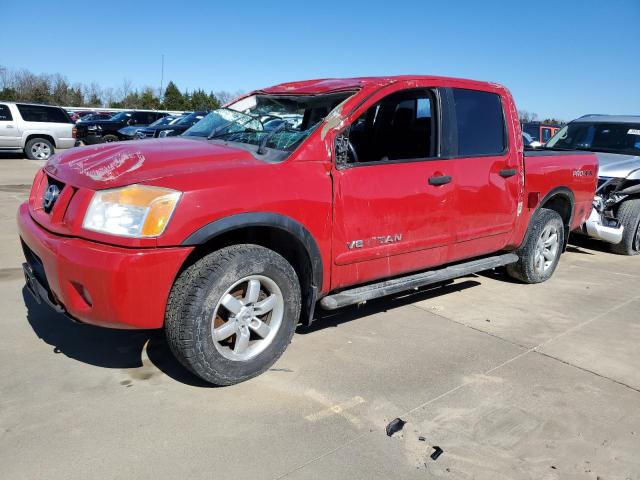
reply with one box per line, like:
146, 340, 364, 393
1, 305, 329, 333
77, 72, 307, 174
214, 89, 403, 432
183, 92, 355, 152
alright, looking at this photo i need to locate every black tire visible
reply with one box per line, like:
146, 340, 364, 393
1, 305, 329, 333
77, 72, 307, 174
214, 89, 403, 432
165, 244, 301, 386
101, 134, 119, 143
610, 198, 640, 255
24, 137, 54, 160
507, 208, 564, 284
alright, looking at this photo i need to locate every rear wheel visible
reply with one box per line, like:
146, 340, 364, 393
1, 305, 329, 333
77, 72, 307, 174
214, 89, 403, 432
165, 244, 301, 385
610, 199, 640, 256
25, 138, 54, 160
101, 134, 119, 143
507, 208, 564, 284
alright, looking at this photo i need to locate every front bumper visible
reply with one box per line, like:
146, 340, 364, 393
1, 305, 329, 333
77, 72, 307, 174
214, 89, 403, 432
17, 203, 193, 329
582, 208, 624, 244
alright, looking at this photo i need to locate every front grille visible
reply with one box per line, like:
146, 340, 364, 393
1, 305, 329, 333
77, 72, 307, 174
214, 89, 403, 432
42, 175, 65, 214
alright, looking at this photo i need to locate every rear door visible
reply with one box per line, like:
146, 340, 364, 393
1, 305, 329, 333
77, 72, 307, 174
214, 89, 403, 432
442, 88, 521, 260
0, 104, 20, 147
331, 86, 455, 289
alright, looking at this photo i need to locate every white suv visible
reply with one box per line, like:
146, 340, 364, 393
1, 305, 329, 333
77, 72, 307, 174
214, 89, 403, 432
0, 102, 76, 160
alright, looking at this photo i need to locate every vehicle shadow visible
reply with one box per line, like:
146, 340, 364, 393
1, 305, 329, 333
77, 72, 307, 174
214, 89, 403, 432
568, 234, 614, 255
298, 279, 481, 334
22, 287, 213, 387
24, 279, 482, 387
0, 152, 26, 160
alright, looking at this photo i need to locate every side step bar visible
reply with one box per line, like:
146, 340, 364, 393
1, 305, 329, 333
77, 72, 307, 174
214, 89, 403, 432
319, 253, 518, 310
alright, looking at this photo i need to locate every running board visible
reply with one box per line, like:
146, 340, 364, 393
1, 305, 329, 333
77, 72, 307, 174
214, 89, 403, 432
319, 253, 518, 310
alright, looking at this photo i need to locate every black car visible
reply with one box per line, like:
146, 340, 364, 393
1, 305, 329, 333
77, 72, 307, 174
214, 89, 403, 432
135, 111, 207, 139
75, 111, 168, 144
118, 115, 183, 140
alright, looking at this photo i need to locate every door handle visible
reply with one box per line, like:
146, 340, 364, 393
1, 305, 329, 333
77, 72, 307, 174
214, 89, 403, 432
428, 175, 452, 186
499, 168, 517, 178
6, 125, 14, 129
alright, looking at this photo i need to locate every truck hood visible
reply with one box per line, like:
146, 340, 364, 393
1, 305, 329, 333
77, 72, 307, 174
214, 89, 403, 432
44, 137, 260, 190
596, 152, 640, 179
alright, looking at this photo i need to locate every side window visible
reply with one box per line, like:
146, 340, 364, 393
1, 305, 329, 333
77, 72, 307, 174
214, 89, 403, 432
0, 104, 12, 121
17, 104, 70, 123
452, 89, 506, 156
133, 112, 147, 124
342, 90, 435, 164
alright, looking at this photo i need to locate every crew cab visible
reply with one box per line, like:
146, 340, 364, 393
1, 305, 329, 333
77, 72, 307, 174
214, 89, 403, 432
547, 115, 640, 255
0, 102, 75, 160
75, 110, 168, 144
17, 76, 597, 385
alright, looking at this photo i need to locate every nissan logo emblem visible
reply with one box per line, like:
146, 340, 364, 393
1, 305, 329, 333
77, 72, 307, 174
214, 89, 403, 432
42, 184, 61, 213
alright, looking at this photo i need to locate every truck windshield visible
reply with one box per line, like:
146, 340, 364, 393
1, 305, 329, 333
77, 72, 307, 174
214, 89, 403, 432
183, 92, 355, 152
547, 122, 640, 156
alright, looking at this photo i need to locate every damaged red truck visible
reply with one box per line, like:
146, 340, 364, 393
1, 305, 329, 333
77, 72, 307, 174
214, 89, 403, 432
18, 76, 598, 385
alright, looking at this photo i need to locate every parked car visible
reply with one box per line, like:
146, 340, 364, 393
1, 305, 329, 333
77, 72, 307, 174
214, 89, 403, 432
75, 110, 168, 144
522, 122, 563, 144
119, 115, 182, 140
523, 132, 542, 148
0, 102, 75, 160
78, 112, 114, 123
18, 75, 597, 385
135, 111, 207, 139
546, 114, 640, 254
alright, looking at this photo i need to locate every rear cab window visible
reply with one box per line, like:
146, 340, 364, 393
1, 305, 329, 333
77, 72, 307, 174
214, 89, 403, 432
17, 104, 72, 123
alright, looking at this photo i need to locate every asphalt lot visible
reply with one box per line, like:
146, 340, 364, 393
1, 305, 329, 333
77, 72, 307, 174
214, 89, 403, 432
1, 154, 639, 480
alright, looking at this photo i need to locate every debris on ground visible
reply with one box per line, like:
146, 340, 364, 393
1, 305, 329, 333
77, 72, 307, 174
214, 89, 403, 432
430, 446, 444, 460
418, 436, 426, 442
385, 418, 406, 437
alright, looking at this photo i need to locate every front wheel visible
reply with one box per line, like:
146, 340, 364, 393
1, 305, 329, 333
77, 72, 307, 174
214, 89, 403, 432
610, 199, 640, 256
507, 208, 564, 284
165, 244, 301, 385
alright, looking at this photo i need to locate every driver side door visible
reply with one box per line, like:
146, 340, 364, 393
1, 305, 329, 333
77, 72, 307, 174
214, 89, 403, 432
331, 87, 455, 289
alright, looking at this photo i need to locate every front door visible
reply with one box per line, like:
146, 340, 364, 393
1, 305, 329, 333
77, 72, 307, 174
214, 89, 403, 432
331, 88, 455, 289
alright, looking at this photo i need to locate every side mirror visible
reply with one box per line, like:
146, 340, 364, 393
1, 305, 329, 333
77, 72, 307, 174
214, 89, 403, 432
128, 118, 136, 125
334, 128, 351, 166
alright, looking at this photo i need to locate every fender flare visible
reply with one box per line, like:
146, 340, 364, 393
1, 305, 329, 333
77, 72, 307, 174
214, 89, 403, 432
181, 212, 323, 290
531, 186, 575, 250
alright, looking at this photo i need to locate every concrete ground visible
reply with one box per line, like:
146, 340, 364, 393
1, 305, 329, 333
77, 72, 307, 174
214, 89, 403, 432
1, 154, 639, 480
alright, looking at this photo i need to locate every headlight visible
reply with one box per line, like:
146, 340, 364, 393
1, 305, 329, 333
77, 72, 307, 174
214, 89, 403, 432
87, 124, 101, 131
82, 184, 181, 238
158, 129, 174, 137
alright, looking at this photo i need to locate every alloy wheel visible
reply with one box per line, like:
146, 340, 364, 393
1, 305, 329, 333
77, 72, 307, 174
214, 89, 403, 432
534, 225, 559, 273
211, 275, 284, 361
31, 142, 51, 160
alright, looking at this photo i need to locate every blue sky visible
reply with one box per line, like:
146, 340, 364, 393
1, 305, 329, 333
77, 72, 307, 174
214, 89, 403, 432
2, 0, 639, 120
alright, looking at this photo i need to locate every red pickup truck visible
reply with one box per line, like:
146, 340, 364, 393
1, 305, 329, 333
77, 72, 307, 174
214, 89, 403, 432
18, 76, 597, 385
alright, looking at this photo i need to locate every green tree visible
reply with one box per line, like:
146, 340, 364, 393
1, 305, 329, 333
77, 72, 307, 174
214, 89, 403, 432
190, 89, 220, 111
140, 87, 161, 109
162, 81, 185, 110
0, 87, 18, 101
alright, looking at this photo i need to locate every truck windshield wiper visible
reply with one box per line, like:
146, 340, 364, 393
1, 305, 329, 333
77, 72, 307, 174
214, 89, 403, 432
257, 123, 288, 154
